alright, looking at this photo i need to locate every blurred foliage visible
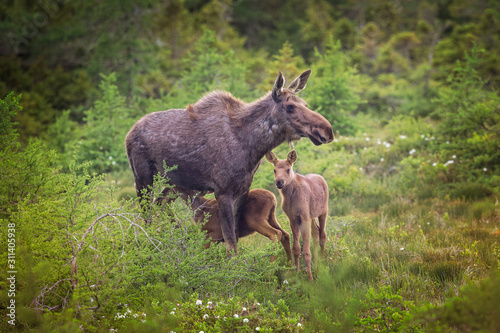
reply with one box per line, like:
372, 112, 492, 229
1, 0, 499, 141
308, 38, 364, 135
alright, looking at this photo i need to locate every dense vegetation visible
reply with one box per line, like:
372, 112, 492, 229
1, 0, 499, 331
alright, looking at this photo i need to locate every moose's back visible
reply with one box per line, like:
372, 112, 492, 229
125, 98, 253, 196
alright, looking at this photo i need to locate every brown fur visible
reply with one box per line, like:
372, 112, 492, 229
186, 189, 292, 261
125, 70, 334, 255
266, 150, 329, 280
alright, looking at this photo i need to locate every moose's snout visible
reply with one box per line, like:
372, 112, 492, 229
310, 125, 335, 145
326, 126, 335, 142
319, 126, 334, 143
313, 130, 328, 144
276, 180, 284, 189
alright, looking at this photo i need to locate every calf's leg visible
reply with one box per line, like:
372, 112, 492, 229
267, 206, 292, 262
290, 218, 302, 272
301, 220, 314, 281
318, 212, 328, 256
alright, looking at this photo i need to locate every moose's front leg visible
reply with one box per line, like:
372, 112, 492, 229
217, 194, 238, 255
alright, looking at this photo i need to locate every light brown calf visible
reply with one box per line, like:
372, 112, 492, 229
266, 150, 329, 280
187, 189, 292, 261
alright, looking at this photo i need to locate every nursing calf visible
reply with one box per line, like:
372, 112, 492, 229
186, 189, 292, 261
266, 150, 329, 280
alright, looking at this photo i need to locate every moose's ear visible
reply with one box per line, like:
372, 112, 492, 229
288, 69, 311, 93
265, 151, 279, 165
272, 71, 285, 103
287, 150, 297, 164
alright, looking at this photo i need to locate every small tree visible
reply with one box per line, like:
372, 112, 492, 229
307, 38, 363, 136
433, 46, 500, 184
48, 73, 138, 174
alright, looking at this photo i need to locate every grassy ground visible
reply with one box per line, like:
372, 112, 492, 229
99, 122, 499, 332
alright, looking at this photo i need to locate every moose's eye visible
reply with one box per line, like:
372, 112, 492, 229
273, 169, 276, 174
286, 169, 290, 174
286, 104, 294, 113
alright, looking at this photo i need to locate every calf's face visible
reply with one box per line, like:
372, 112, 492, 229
265, 150, 297, 190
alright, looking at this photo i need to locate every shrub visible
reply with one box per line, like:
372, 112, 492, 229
307, 38, 364, 136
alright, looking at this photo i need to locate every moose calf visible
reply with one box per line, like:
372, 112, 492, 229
266, 150, 329, 280
186, 189, 292, 261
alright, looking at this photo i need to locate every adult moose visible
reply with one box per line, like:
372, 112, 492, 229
125, 69, 334, 254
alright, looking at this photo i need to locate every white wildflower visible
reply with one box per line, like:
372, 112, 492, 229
256, 328, 260, 331
234, 314, 239, 318
380, 158, 384, 162
400, 247, 404, 251
432, 162, 437, 166
400, 135, 407, 139
283, 280, 289, 284
170, 311, 175, 315
452, 155, 456, 159
409, 149, 416, 155
203, 314, 209, 319
377, 139, 381, 145
243, 318, 249, 323
483, 168, 487, 172
109, 156, 113, 160
242, 307, 247, 312
297, 323, 302, 327
196, 300, 202, 305
365, 137, 370, 141
444, 160, 454, 166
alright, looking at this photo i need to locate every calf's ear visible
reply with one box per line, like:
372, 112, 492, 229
287, 150, 297, 164
265, 151, 279, 165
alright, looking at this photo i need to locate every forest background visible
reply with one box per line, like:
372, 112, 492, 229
1, 0, 499, 332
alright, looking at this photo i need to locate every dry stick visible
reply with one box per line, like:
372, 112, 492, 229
35, 209, 166, 309
31, 278, 70, 310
